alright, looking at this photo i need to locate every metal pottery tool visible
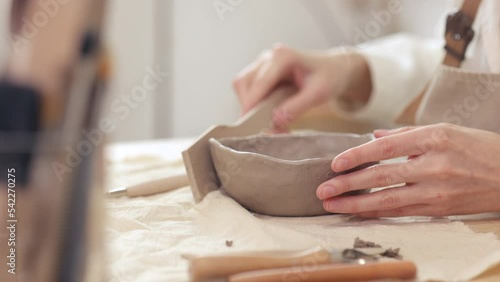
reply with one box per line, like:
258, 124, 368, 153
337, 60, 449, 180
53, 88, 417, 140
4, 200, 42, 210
182, 85, 294, 202
188, 246, 398, 281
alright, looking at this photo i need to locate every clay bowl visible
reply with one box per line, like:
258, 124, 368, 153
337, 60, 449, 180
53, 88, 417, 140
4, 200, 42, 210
209, 132, 376, 217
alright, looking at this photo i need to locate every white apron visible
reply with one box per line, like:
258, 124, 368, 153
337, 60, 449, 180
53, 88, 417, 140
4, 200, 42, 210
397, 0, 500, 133
416, 65, 500, 133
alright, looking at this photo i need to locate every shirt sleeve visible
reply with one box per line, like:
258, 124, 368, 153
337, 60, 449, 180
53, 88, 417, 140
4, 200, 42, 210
330, 33, 444, 127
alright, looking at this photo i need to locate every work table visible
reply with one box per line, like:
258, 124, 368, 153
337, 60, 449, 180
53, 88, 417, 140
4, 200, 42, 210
105, 138, 500, 282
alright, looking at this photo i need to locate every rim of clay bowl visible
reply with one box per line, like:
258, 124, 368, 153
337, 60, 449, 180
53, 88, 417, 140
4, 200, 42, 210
209, 132, 374, 165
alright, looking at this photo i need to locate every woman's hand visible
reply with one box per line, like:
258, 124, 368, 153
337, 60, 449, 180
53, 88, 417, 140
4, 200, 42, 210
233, 44, 372, 130
316, 123, 500, 217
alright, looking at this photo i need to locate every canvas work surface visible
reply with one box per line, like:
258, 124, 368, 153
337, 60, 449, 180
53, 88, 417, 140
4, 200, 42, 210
105, 138, 500, 282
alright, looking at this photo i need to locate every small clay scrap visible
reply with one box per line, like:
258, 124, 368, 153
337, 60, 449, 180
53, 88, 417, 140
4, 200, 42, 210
381, 248, 402, 260
353, 237, 382, 248
225, 240, 233, 247
353, 237, 403, 260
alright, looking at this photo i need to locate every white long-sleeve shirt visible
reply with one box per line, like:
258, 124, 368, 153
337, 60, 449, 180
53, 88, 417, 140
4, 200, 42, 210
332, 0, 500, 127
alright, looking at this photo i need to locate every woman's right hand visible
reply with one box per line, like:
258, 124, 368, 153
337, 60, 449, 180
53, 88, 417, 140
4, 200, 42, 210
233, 44, 372, 130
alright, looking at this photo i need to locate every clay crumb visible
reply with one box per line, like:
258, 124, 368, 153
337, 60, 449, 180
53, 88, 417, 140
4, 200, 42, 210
225, 240, 233, 247
353, 237, 403, 260
353, 237, 382, 248
381, 248, 402, 259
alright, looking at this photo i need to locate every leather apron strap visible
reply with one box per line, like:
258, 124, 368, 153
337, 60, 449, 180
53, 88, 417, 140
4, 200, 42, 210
395, 0, 482, 125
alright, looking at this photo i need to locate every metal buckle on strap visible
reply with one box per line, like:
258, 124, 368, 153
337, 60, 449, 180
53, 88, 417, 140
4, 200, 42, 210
444, 10, 475, 61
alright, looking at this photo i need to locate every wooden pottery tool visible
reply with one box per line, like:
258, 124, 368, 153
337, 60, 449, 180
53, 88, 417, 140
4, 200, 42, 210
188, 246, 389, 281
107, 86, 292, 199
229, 260, 417, 282
107, 172, 189, 197
182, 85, 294, 202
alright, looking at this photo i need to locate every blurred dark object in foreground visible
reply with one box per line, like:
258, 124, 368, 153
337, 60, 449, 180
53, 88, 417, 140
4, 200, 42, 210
0, 1, 109, 282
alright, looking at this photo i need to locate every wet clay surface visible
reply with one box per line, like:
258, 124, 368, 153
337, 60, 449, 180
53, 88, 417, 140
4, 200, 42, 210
209, 132, 376, 217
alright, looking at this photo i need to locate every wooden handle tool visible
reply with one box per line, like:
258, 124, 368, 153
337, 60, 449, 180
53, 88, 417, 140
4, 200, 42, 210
182, 85, 294, 203
189, 246, 385, 281
229, 260, 417, 282
107, 173, 190, 197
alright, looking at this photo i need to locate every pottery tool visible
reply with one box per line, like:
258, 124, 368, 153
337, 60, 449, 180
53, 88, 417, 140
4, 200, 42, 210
106, 86, 293, 199
182, 85, 294, 202
0, 1, 108, 282
229, 260, 417, 282
107, 172, 189, 197
188, 246, 392, 281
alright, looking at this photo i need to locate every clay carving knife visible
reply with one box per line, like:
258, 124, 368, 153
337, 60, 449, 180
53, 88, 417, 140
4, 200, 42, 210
229, 260, 417, 282
188, 246, 388, 281
182, 85, 294, 202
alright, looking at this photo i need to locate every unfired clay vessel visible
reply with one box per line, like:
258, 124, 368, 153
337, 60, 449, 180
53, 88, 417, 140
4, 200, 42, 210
209, 132, 376, 217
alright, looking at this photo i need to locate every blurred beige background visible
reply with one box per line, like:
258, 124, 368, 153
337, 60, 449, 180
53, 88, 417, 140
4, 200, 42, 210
0, 0, 451, 141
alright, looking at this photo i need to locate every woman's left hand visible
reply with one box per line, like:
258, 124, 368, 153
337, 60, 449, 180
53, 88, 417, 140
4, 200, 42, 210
316, 123, 500, 217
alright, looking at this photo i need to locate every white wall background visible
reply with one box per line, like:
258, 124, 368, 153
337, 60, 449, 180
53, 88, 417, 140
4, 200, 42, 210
103, 0, 158, 141
165, 0, 400, 138
0, 0, 454, 141
108, 0, 452, 140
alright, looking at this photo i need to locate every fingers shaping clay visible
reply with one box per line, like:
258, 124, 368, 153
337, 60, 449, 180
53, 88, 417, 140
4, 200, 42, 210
209, 132, 376, 217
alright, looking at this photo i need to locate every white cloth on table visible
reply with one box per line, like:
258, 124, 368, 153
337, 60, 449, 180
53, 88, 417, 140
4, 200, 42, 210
105, 139, 500, 282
